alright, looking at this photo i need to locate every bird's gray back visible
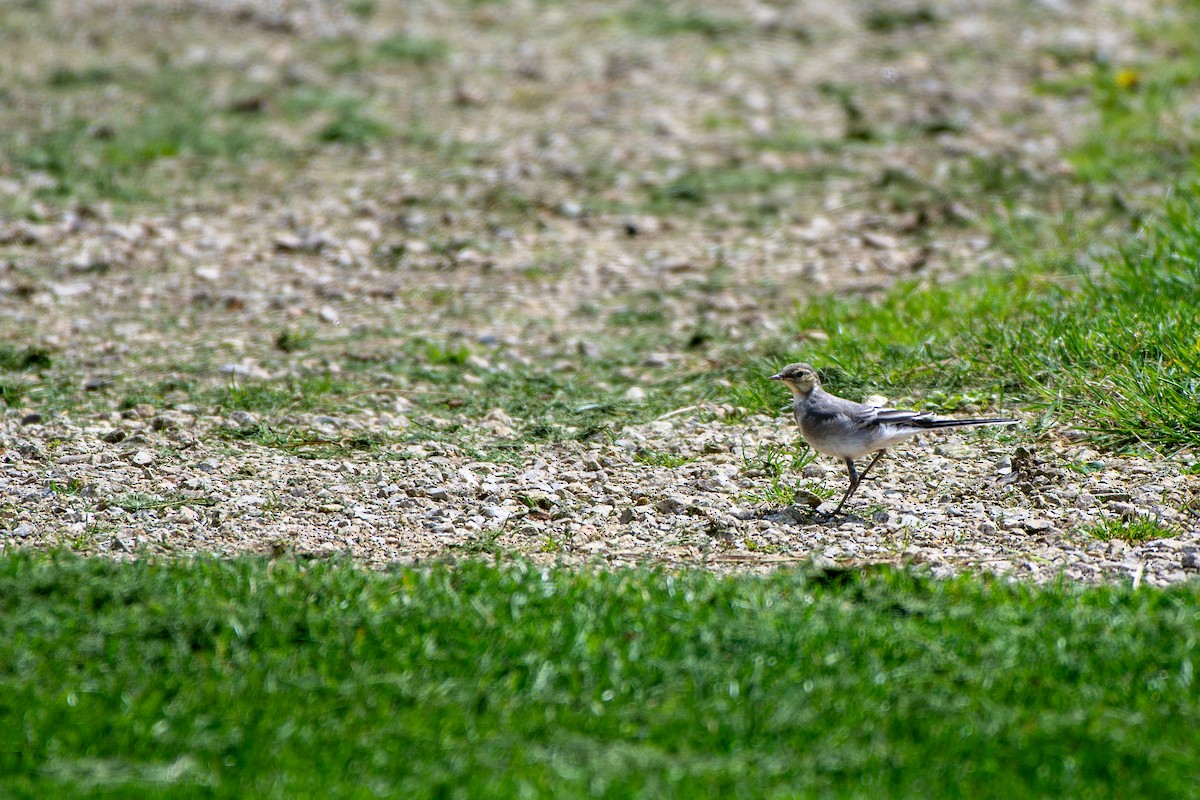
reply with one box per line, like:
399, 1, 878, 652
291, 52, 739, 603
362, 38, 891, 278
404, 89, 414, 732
793, 390, 894, 459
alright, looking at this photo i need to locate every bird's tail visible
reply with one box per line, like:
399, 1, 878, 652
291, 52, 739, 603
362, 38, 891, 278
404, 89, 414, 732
913, 417, 1016, 429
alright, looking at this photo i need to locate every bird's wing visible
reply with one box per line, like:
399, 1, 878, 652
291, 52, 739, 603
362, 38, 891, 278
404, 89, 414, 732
811, 393, 927, 429
870, 407, 937, 427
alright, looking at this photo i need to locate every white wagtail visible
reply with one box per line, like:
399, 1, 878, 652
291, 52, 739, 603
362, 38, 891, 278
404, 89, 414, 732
770, 363, 1016, 515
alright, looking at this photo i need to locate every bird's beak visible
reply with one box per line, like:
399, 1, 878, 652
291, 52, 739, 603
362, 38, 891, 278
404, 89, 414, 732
769, 374, 783, 381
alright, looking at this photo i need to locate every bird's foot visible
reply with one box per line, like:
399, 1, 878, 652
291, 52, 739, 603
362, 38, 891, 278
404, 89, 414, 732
817, 502, 846, 518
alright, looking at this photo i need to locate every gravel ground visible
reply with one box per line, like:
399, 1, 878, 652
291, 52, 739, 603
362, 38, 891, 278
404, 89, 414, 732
4, 0, 1197, 583
4, 403, 1198, 585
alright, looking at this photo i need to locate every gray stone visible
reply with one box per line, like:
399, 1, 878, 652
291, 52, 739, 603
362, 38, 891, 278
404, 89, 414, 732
1110, 502, 1139, 520
792, 489, 824, 508
481, 505, 510, 521
228, 410, 259, 427
655, 496, 690, 514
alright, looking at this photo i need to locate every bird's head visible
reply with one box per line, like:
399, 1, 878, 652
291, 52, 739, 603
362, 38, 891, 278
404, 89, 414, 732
769, 362, 821, 396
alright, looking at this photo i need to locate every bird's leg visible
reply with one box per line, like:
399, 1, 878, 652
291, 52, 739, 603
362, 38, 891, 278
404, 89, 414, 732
830, 451, 887, 516
830, 458, 860, 516
855, 449, 888, 484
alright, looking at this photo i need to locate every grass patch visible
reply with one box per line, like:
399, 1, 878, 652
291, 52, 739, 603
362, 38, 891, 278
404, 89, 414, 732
0, 345, 52, 372
736, 442, 828, 506
422, 366, 700, 444
107, 494, 217, 513
1069, 61, 1200, 185
1, 554, 1198, 797
274, 328, 316, 354
216, 424, 388, 459
0, 381, 29, 408
321, 33, 451, 73
863, 6, 939, 32
1029, 7, 1200, 185
315, 107, 393, 145
5, 49, 408, 208
45, 65, 118, 88
48, 477, 87, 497
1083, 516, 1177, 544
634, 450, 697, 468
619, 5, 747, 38
6, 74, 281, 204
644, 164, 850, 219
337, 332, 720, 447
370, 34, 450, 66
449, 528, 506, 555
0, 348, 64, 409
204, 373, 364, 416
274, 85, 396, 146
607, 307, 667, 327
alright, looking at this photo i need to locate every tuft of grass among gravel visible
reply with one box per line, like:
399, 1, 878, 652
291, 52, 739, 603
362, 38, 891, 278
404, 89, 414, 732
617, 4, 750, 39
1, 553, 1198, 798
0, 345, 52, 372
735, 442, 828, 507
1084, 516, 1180, 545
214, 424, 389, 460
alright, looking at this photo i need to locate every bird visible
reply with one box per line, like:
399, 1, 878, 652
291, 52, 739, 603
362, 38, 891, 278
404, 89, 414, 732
769, 363, 1016, 516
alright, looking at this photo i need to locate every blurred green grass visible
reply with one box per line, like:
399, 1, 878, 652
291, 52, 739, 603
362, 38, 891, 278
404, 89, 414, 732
2, 553, 1198, 798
